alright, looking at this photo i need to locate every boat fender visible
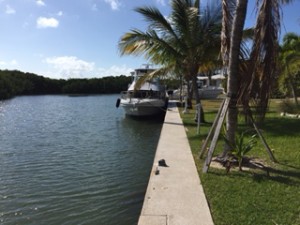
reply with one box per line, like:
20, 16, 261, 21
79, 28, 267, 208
116, 98, 121, 108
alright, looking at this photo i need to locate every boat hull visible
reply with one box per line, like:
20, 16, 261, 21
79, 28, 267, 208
198, 88, 224, 99
120, 98, 166, 116
171, 87, 224, 100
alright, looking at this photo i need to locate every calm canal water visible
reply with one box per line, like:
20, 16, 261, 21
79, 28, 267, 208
0, 95, 163, 225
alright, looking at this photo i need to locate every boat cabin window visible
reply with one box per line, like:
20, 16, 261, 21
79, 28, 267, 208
123, 90, 161, 99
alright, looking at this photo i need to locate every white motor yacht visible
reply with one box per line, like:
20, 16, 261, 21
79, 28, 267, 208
116, 65, 167, 117
171, 74, 225, 100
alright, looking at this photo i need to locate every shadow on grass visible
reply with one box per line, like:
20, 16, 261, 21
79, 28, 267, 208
182, 121, 213, 128
262, 117, 300, 137
266, 167, 300, 180
184, 117, 213, 128
204, 111, 219, 115
204, 162, 300, 187
181, 121, 198, 127
188, 134, 209, 141
252, 171, 300, 187
278, 161, 300, 170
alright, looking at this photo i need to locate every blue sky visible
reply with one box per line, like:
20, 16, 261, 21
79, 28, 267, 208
0, 0, 299, 79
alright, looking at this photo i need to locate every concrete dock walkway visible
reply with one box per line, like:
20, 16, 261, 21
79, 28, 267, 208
138, 101, 214, 225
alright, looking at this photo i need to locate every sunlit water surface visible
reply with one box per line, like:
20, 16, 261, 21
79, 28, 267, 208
0, 95, 163, 225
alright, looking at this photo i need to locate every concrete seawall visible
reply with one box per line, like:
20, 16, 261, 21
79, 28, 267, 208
138, 101, 214, 225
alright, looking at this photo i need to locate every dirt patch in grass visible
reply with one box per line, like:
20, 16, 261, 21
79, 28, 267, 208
210, 156, 272, 174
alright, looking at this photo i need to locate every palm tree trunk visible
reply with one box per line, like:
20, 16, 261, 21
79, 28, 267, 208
223, 0, 248, 155
286, 64, 299, 105
290, 81, 299, 106
187, 81, 193, 109
192, 75, 205, 122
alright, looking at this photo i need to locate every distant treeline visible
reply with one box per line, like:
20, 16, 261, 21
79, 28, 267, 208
0, 70, 132, 100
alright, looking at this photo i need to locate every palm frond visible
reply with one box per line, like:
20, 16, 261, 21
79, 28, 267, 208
119, 28, 181, 64
133, 66, 171, 90
245, 0, 282, 121
242, 27, 254, 41
135, 6, 179, 41
118, 29, 153, 56
256, 0, 280, 118
118, 0, 222, 104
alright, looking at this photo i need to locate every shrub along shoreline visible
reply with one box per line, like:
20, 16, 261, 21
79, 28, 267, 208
180, 99, 300, 225
0, 70, 131, 100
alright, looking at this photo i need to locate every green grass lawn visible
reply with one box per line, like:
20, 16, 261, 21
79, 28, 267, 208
180, 99, 300, 225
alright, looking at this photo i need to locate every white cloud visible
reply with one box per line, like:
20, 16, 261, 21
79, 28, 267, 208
36, 0, 45, 6
45, 56, 95, 78
42, 57, 133, 79
5, 5, 16, 14
37, 17, 59, 28
97, 65, 133, 77
0, 59, 18, 67
10, 59, 18, 65
57, 11, 63, 16
104, 0, 121, 11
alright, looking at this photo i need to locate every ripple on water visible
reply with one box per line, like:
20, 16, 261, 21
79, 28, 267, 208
0, 95, 163, 225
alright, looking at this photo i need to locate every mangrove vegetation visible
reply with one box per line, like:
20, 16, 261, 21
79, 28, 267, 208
0, 70, 131, 100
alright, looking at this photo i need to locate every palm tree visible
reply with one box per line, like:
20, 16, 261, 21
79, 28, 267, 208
221, 0, 296, 155
221, 0, 248, 154
279, 32, 300, 105
118, 0, 222, 121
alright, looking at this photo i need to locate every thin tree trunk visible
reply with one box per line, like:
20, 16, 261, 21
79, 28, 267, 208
223, 0, 248, 156
192, 75, 205, 122
291, 82, 299, 106
179, 74, 183, 102
286, 64, 299, 105
187, 81, 193, 109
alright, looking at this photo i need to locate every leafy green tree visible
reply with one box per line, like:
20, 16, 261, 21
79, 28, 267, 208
119, 0, 222, 121
0, 70, 131, 99
0, 74, 14, 99
279, 32, 300, 105
221, 0, 296, 156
